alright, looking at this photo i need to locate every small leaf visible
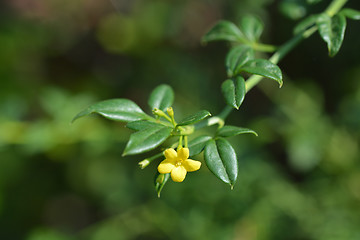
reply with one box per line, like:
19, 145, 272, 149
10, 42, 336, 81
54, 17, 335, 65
177, 110, 211, 126
238, 59, 283, 87
294, 14, 319, 35
126, 120, 166, 131
123, 125, 172, 156
148, 84, 174, 112
340, 8, 360, 20
317, 13, 347, 57
188, 135, 212, 156
239, 15, 264, 42
202, 20, 244, 43
226, 45, 254, 77
154, 172, 170, 198
204, 139, 238, 187
221, 77, 246, 110
72, 99, 150, 123
217, 125, 258, 137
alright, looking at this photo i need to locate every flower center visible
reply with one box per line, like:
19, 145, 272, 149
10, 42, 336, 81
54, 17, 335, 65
175, 160, 182, 167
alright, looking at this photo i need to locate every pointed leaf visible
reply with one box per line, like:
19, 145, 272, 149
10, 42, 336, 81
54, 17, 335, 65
226, 45, 254, 77
177, 110, 211, 126
340, 8, 360, 20
188, 135, 212, 156
123, 125, 172, 155
148, 84, 174, 112
126, 120, 166, 131
221, 77, 246, 110
317, 13, 347, 57
154, 172, 170, 198
238, 59, 283, 87
72, 99, 150, 123
202, 20, 244, 43
240, 15, 264, 42
217, 125, 258, 137
204, 139, 238, 187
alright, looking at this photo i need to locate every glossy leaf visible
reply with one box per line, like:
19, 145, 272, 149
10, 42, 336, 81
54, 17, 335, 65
240, 15, 264, 42
204, 139, 238, 187
72, 99, 149, 123
225, 45, 254, 77
126, 120, 166, 131
340, 8, 360, 20
294, 14, 319, 34
217, 125, 258, 137
221, 77, 246, 110
148, 84, 174, 112
317, 13, 347, 57
188, 135, 212, 156
177, 110, 211, 126
154, 172, 170, 198
238, 59, 283, 87
123, 125, 172, 156
202, 20, 244, 43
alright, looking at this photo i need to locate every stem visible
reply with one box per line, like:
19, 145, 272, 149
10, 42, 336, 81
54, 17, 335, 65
325, 0, 348, 17
138, 152, 164, 169
198, 0, 347, 129
246, 26, 317, 92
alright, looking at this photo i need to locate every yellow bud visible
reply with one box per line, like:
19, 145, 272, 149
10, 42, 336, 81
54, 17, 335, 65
167, 107, 174, 118
152, 108, 167, 118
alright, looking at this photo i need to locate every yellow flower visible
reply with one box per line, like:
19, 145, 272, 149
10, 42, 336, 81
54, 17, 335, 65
158, 148, 201, 182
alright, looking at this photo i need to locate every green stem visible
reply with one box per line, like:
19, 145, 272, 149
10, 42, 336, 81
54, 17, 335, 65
252, 42, 277, 52
246, 26, 317, 92
325, 0, 348, 17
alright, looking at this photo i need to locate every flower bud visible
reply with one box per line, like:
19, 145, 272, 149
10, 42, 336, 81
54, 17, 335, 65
138, 159, 150, 169
167, 107, 174, 118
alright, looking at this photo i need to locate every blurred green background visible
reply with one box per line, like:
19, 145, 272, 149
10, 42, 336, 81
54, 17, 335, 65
1, 0, 360, 239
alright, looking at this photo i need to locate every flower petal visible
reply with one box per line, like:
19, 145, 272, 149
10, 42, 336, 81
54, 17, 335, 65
164, 148, 177, 160
183, 159, 201, 172
171, 166, 187, 182
158, 160, 175, 174
177, 147, 189, 160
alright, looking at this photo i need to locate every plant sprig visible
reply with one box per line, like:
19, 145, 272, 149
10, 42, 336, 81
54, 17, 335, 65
72, 0, 358, 197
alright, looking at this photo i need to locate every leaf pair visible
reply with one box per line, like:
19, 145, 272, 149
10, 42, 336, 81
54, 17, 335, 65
222, 57, 282, 109
295, 8, 360, 57
202, 15, 264, 45
203, 126, 257, 188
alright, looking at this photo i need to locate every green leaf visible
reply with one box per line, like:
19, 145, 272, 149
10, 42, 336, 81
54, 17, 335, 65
202, 20, 244, 43
238, 59, 283, 87
340, 8, 360, 20
123, 125, 172, 156
226, 45, 254, 77
294, 14, 319, 35
204, 139, 238, 187
148, 84, 174, 112
72, 99, 150, 123
317, 13, 347, 57
154, 172, 170, 198
188, 135, 212, 156
217, 125, 258, 137
221, 77, 246, 110
177, 110, 211, 126
126, 120, 166, 131
239, 15, 264, 42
